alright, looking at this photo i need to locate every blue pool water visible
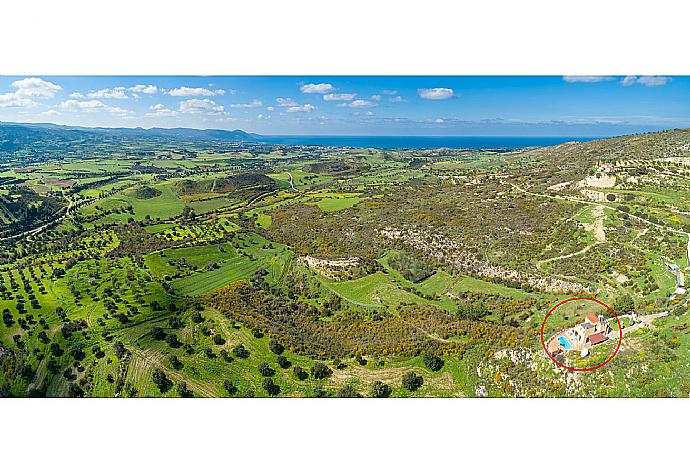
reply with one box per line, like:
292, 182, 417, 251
558, 336, 573, 350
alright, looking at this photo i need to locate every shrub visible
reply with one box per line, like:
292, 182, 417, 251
370, 381, 392, 398
268, 338, 284, 355
336, 385, 362, 398
262, 378, 280, 396
276, 355, 291, 368
152, 368, 172, 393
311, 362, 333, 380
258, 362, 274, 377
232, 344, 250, 358
402, 372, 424, 392
421, 353, 444, 372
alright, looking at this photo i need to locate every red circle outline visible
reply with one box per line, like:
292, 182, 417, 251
540, 297, 622, 372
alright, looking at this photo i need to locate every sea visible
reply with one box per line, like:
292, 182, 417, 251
262, 135, 603, 150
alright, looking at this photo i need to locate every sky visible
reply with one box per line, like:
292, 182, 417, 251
1, 76, 689, 136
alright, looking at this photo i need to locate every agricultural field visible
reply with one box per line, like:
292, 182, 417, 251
2, 123, 690, 398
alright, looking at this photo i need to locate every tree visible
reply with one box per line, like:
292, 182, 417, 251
370, 380, 392, 398
177, 381, 194, 398
150, 327, 166, 340
312, 385, 327, 398
402, 372, 424, 392
614, 294, 635, 315
276, 355, 291, 368
165, 333, 180, 348
223, 379, 237, 396
268, 338, 284, 355
113, 341, 127, 359
293, 365, 308, 380
258, 362, 274, 377
336, 385, 362, 398
71, 346, 85, 362
262, 378, 280, 396
49, 342, 63, 357
421, 353, 444, 372
168, 354, 183, 370
152, 368, 172, 393
212, 333, 224, 345
232, 344, 249, 358
68, 383, 84, 398
311, 362, 333, 380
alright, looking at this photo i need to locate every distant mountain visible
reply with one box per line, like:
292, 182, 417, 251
0, 122, 263, 156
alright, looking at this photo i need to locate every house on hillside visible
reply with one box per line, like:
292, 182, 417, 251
600, 162, 615, 173
547, 314, 611, 356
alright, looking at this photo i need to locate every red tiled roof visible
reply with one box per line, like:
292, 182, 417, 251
588, 333, 606, 345
586, 315, 599, 324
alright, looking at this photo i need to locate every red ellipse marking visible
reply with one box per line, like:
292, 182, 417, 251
540, 297, 622, 372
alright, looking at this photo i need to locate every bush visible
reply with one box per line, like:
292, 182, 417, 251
402, 372, 424, 392
177, 381, 194, 398
150, 327, 166, 340
168, 355, 183, 370
152, 368, 172, 393
232, 344, 250, 358
336, 385, 362, 398
268, 338, 284, 355
223, 379, 237, 396
293, 365, 308, 380
276, 355, 291, 368
370, 380, 392, 398
262, 378, 280, 396
258, 362, 275, 377
165, 333, 180, 348
421, 353, 444, 372
311, 362, 333, 380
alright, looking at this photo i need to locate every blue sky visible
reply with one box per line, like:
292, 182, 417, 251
1, 76, 689, 136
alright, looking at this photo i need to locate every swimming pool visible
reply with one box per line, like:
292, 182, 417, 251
558, 336, 573, 350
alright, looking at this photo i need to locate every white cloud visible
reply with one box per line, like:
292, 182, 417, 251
39, 110, 61, 117
69, 92, 85, 99
621, 76, 672, 87
0, 95, 36, 108
11, 78, 62, 98
621, 76, 637, 87
338, 99, 375, 108
434, 118, 444, 123
389, 95, 404, 103
86, 87, 128, 99
300, 83, 335, 94
382, 89, 398, 95
418, 88, 454, 100
257, 114, 270, 120
147, 103, 177, 117
179, 98, 225, 114
276, 97, 299, 107
168, 87, 225, 97
59, 99, 129, 115
371, 95, 381, 101
229, 99, 262, 108
0, 77, 61, 108
267, 106, 275, 111
129, 84, 158, 94
286, 104, 316, 113
562, 76, 614, 83
323, 93, 356, 101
